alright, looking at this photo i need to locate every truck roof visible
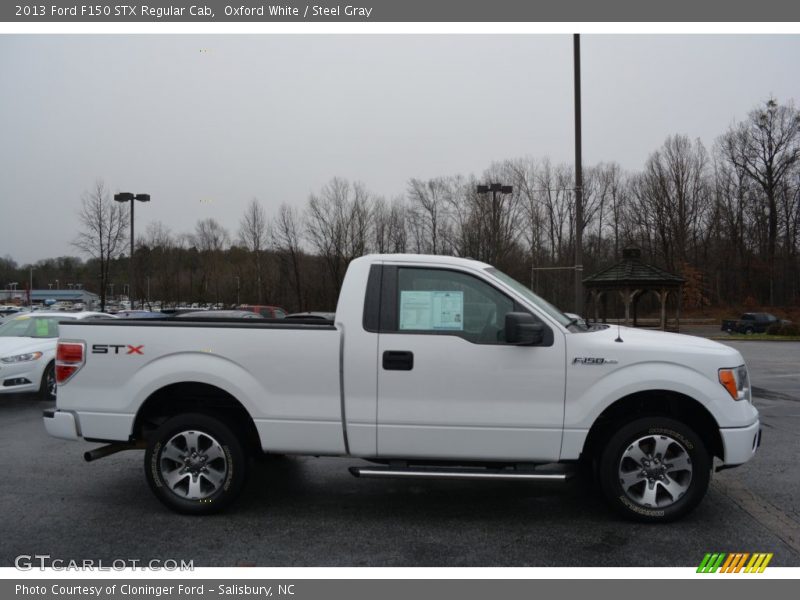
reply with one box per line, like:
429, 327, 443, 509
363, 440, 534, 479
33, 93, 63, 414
356, 253, 492, 271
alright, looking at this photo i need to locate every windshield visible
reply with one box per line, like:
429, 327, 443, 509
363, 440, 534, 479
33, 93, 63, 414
485, 267, 573, 328
0, 316, 73, 338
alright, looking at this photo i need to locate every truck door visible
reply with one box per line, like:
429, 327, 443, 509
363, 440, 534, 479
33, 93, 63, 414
375, 265, 566, 462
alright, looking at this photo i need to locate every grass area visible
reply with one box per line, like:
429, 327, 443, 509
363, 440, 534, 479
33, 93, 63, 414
711, 333, 800, 341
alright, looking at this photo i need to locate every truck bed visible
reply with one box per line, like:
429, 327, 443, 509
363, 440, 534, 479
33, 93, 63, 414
55, 317, 346, 455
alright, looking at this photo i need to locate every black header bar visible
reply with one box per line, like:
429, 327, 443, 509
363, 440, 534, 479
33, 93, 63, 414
4, 0, 800, 23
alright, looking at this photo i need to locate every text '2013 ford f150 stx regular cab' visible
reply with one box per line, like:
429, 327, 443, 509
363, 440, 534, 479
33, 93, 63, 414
44, 254, 760, 522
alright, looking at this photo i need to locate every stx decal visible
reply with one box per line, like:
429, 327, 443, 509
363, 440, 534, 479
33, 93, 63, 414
92, 345, 145, 355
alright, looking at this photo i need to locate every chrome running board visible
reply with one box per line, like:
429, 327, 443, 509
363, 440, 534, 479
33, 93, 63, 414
348, 465, 573, 481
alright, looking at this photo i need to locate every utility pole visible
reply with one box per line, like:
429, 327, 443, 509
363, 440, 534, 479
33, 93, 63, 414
573, 33, 584, 315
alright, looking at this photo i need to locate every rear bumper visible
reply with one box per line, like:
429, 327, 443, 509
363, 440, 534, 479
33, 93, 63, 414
43, 409, 80, 441
719, 419, 761, 467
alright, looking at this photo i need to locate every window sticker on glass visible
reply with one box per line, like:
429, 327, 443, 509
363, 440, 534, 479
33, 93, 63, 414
400, 290, 464, 331
36, 319, 50, 337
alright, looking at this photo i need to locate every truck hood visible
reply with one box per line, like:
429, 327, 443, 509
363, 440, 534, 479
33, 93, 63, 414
589, 325, 729, 352
568, 325, 744, 371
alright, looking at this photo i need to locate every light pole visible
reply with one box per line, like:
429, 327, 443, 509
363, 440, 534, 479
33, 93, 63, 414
55, 279, 59, 290
476, 183, 513, 264
235, 276, 240, 307
114, 192, 150, 309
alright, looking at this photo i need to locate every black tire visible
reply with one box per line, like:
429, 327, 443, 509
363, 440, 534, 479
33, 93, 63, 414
744, 327, 755, 335
38, 362, 56, 401
145, 413, 248, 515
599, 417, 710, 523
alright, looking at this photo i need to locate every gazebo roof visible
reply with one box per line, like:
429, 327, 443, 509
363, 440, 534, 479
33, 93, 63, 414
583, 248, 684, 288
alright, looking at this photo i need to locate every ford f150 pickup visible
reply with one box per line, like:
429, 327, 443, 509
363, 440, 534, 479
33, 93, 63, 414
44, 254, 761, 522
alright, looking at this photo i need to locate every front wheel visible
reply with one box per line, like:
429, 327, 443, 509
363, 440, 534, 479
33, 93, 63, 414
144, 413, 248, 515
599, 417, 710, 522
38, 362, 56, 401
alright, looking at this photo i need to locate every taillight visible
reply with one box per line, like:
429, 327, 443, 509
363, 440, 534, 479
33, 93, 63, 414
56, 341, 85, 384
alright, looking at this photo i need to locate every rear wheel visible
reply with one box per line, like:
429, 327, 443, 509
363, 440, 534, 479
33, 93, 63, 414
144, 413, 248, 514
599, 417, 710, 522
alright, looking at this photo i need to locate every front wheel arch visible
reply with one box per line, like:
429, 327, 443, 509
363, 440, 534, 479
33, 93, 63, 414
581, 390, 723, 464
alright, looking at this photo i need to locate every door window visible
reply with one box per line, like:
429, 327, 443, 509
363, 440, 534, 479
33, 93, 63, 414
395, 268, 516, 344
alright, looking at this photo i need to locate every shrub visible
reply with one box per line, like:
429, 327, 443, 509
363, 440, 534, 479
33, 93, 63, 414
767, 322, 800, 336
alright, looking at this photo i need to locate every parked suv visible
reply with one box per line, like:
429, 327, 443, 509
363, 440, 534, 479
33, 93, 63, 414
721, 312, 790, 334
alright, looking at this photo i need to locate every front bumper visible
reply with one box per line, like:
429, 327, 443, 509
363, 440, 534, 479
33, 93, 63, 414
719, 419, 761, 466
43, 409, 80, 440
0, 360, 43, 394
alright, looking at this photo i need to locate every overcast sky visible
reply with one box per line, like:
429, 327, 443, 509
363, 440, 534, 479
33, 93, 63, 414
1, 34, 799, 265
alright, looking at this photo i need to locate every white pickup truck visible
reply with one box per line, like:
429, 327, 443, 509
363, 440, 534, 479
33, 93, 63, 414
44, 254, 760, 522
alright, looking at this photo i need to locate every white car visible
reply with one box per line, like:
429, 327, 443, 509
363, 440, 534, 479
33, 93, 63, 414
0, 311, 115, 401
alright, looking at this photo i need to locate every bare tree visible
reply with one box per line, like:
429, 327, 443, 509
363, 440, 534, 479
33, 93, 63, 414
138, 221, 175, 307
72, 180, 128, 310
387, 197, 409, 253
305, 178, 373, 293
239, 198, 269, 303
272, 203, 305, 310
407, 178, 450, 255
633, 135, 710, 271
721, 98, 800, 303
191, 218, 230, 303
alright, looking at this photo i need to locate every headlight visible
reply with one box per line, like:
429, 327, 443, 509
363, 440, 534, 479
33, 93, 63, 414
719, 365, 751, 402
0, 352, 44, 364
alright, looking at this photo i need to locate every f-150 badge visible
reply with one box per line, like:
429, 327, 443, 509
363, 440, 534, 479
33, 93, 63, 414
572, 357, 618, 365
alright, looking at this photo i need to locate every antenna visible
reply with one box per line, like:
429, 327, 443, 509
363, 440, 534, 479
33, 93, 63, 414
615, 321, 623, 343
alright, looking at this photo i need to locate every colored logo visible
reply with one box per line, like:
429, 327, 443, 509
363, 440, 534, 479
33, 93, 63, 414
697, 553, 773, 573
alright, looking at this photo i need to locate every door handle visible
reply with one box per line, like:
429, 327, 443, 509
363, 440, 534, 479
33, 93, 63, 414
382, 350, 414, 371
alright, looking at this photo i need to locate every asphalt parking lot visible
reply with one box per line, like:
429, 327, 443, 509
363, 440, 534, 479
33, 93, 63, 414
1, 338, 798, 567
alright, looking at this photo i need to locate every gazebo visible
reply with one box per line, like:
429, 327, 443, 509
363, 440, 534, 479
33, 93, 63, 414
583, 248, 685, 331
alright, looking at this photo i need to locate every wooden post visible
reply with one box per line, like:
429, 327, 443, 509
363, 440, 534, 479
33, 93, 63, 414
602, 291, 608, 323
593, 290, 600, 324
632, 289, 642, 327
619, 289, 631, 325
659, 289, 667, 331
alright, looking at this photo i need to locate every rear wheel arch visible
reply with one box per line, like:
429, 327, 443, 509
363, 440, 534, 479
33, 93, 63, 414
132, 382, 261, 456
